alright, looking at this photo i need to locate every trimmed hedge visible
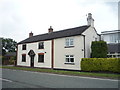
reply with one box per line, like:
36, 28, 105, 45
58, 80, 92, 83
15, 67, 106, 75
81, 58, 120, 73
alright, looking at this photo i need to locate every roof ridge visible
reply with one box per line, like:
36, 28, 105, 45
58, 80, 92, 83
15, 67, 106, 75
18, 25, 90, 44
32, 25, 90, 37
52, 25, 89, 33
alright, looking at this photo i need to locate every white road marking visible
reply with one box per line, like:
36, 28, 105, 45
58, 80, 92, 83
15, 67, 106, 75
0, 78, 12, 82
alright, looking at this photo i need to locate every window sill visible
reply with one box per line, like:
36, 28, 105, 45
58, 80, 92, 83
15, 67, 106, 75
64, 46, 74, 48
64, 63, 75, 65
38, 48, 44, 50
38, 62, 44, 63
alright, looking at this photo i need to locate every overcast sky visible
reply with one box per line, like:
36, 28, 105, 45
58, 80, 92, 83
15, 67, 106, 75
0, 0, 119, 42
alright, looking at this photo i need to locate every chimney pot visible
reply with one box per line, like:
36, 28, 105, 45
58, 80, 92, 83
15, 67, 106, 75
48, 26, 53, 33
29, 31, 33, 37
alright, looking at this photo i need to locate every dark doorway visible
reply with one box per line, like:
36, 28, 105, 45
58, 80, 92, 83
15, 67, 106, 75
30, 55, 34, 67
28, 50, 35, 67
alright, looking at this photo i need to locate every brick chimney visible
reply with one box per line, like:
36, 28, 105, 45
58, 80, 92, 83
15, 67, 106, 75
29, 31, 33, 38
48, 26, 53, 33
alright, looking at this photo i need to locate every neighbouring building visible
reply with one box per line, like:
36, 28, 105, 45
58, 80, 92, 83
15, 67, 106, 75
17, 13, 100, 70
3, 52, 16, 65
101, 30, 120, 58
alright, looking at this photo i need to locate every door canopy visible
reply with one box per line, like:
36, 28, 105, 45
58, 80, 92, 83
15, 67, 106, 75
28, 50, 35, 56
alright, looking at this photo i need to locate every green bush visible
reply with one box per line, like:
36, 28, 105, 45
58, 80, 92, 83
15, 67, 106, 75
2, 56, 6, 61
9, 60, 15, 65
81, 58, 120, 73
91, 41, 108, 58
9, 56, 15, 65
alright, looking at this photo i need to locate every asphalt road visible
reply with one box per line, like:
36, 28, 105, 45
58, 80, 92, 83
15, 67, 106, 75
1, 68, 119, 88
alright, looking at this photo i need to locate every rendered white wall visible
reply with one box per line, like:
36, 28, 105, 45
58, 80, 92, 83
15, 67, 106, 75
17, 45, 30, 66
54, 35, 84, 70
17, 40, 52, 68
82, 27, 100, 58
34, 40, 52, 68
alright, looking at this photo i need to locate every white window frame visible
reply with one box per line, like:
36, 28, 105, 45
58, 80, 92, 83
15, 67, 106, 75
22, 44, 26, 50
65, 38, 74, 47
38, 42, 44, 49
65, 55, 75, 63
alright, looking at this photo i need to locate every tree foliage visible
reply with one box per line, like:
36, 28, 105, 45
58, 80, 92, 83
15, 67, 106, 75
91, 41, 108, 58
2, 38, 17, 56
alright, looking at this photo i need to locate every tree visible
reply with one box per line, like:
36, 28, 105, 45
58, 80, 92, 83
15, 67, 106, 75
2, 49, 6, 56
2, 38, 17, 56
91, 41, 108, 58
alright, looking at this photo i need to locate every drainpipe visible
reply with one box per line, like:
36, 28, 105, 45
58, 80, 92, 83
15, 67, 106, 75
16, 44, 18, 66
51, 39, 54, 69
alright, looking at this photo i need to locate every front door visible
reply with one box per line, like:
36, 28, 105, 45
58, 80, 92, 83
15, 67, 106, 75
31, 56, 34, 67
28, 50, 35, 67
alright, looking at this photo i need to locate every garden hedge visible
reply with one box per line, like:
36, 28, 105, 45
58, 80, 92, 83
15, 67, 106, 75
81, 58, 120, 73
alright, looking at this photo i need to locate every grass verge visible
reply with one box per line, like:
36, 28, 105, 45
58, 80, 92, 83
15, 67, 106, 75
1, 65, 120, 79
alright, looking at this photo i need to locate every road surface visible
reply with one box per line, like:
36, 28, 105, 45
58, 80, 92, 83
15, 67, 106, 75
1, 68, 119, 88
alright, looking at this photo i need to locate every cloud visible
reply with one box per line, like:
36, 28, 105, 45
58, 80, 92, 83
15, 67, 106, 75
0, 0, 119, 42
118, 1, 120, 30
0, 0, 28, 41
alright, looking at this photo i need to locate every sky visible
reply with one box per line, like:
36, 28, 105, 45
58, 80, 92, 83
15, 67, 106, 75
0, 0, 119, 42
118, 1, 120, 30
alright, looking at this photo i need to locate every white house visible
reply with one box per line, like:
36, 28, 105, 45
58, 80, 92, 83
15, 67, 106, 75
17, 13, 100, 70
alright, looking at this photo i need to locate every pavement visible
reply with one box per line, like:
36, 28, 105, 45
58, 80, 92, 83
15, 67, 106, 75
1, 68, 119, 88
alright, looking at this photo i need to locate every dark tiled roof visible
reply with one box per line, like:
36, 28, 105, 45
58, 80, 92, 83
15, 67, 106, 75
18, 25, 90, 44
107, 43, 120, 53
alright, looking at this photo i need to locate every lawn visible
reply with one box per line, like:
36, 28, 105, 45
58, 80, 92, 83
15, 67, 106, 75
1, 65, 120, 79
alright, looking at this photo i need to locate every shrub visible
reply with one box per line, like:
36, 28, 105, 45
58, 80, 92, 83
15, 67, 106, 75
9, 56, 15, 65
81, 58, 120, 73
2, 56, 6, 61
91, 41, 107, 58
9, 60, 15, 65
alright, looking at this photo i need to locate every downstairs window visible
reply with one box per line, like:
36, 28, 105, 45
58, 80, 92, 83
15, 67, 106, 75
65, 55, 75, 64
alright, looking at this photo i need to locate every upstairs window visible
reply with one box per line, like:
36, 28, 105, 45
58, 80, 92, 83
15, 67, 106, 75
65, 55, 74, 63
65, 38, 74, 47
38, 53, 44, 63
22, 44, 26, 50
38, 42, 44, 49
22, 54, 26, 62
